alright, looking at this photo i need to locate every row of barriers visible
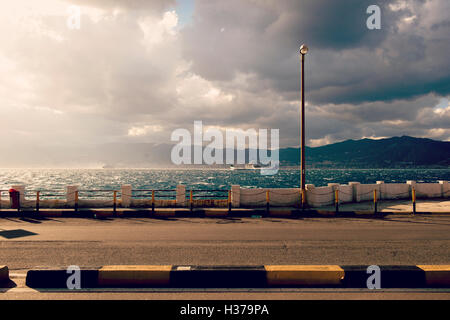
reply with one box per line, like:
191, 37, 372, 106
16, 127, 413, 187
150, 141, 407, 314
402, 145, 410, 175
0, 188, 231, 213
331, 188, 424, 214
1, 184, 448, 214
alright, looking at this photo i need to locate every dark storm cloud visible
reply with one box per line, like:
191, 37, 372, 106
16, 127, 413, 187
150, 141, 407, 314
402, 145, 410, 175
181, 0, 391, 80
308, 94, 440, 123
181, 0, 450, 105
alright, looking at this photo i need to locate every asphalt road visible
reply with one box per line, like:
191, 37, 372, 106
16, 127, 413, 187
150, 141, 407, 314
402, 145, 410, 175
1, 215, 450, 299
1, 215, 450, 268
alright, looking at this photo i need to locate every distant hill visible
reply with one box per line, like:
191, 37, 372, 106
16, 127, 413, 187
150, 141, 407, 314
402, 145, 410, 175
281, 136, 450, 168
2, 136, 449, 168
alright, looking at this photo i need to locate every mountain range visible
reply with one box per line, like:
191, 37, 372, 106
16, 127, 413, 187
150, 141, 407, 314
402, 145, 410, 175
2, 136, 449, 168
280, 136, 450, 168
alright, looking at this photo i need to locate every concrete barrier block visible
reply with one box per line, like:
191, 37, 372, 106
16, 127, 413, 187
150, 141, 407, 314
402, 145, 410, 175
98, 265, 172, 287
349, 182, 361, 202
231, 185, 240, 208
416, 183, 442, 198
305, 184, 315, 206
269, 188, 300, 207
342, 265, 426, 288
265, 265, 344, 286
338, 185, 353, 203
382, 183, 410, 200
66, 185, 78, 206
358, 184, 379, 202
407, 180, 416, 197
407, 180, 416, 185
121, 185, 132, 208
376, 181, 385, 200
176, 185, 186, 207
418, 265, 450, 287
439, 181, 450, 198
327, 183, 339, 204
171, 265, 267, 288
240, 188, 266, 207
26, 269, 99, 288
308, 186, 334, 207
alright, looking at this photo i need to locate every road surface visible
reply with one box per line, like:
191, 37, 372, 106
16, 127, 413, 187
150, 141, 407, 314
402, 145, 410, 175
1, 214, 449, 299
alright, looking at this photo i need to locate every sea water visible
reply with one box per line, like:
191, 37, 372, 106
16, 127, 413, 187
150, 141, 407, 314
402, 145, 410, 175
1, 168, 449, 192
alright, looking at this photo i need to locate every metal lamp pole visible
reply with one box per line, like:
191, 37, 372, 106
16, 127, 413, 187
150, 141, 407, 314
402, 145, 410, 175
300, 44, 308, 192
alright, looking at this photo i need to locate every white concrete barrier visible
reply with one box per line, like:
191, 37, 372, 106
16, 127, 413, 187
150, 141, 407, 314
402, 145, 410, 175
231, 185, 240, 208
379, 183, 410, 200
306, 185, 334, 207
121, 185, 132, 208
66, 185, 78, 207
338, 185, 353, 203
176, 185, 186, 207
240, 188, 266, 207
2, 180, 449, 209
268, 188, 300, 207
348, 182, 361, 202
357, 183, 380, 202
415, 183, 443, 198
440, 181, 450, 198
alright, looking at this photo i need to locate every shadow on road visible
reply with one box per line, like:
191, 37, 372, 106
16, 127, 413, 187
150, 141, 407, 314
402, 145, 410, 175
0, 229, 38, 239
0, 279, 17, 291
215, 218, 245, 224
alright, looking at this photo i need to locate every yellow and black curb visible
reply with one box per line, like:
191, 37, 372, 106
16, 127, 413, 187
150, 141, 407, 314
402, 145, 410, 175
22, 265, 450, 289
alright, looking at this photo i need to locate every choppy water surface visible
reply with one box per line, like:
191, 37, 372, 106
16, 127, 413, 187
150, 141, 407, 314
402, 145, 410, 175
1, 168, 449, 191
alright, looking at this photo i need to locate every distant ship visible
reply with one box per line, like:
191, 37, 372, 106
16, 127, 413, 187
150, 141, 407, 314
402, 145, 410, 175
230, 162, 280, 173
230, 163, 261, 170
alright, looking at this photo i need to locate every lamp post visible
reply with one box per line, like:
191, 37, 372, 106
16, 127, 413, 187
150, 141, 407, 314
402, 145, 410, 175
299, 44, 308, 192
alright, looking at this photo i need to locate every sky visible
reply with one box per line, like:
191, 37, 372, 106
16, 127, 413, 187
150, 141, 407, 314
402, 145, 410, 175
0, 0, 449, 161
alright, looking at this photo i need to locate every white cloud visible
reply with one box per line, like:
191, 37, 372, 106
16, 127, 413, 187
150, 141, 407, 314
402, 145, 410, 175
139, 10, 178, 47
309, 136, 333, 147
128, 125, 164, 136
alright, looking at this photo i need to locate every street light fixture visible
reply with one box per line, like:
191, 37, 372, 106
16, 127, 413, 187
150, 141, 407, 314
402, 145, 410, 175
299, 44, 308, 195
300, 44, 309, 55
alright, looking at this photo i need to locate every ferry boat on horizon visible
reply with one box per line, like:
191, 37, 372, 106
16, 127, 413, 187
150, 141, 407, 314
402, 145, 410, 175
229, 163, 262, 170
